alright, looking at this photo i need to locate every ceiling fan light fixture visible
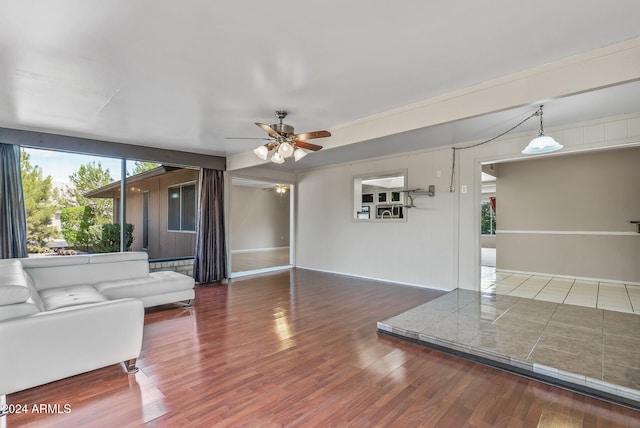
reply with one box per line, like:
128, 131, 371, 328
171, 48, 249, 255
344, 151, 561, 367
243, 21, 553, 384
271, 151, 285, 164
278, 141, 294, 158
521, 105, 563, 155
293, 148, 308, 161
246, 111, 328, 164
254, 145, 269, 160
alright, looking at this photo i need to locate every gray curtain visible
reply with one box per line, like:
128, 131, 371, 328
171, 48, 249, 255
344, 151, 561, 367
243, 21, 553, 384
0, 143, 28, 259
194, 168, 227, 283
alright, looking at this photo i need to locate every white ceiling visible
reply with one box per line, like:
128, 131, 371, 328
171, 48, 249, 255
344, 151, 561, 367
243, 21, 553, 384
1, 1, 640, 170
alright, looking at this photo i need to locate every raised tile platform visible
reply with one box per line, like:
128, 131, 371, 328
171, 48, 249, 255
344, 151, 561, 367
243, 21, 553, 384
377, 289, 640, 409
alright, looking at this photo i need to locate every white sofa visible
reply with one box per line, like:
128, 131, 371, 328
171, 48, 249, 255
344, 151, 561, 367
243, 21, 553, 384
0, 251, 195, 398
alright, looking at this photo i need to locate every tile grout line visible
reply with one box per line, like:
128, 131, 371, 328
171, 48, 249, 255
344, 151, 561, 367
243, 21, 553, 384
625, 284, 636, 313
561, 278, 576, 305
525, 300, 560, 361
531, 276, 554, 301
505, 274, 532, 297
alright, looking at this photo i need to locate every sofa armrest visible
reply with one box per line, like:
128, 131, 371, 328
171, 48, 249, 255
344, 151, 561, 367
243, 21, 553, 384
0, 298, 144, 396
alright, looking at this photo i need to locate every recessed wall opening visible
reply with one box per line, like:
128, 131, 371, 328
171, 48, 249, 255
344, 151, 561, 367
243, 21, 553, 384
229, 177, 294, 276
480, 145, 640, 312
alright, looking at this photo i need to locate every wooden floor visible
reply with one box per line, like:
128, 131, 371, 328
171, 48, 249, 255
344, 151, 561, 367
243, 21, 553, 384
5, 269, 640, 427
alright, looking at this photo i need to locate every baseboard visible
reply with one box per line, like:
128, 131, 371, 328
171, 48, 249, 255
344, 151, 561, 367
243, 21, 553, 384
295, 265, 453, 292
229, 265, 292, 278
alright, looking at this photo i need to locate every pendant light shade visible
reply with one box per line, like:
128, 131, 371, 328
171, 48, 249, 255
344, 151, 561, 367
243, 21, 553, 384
293, 148, 308, 161
521, 105, 563, 155
522, 134, 563, 155
271, 151, 285, 164
278, 141, 294, 158
253, 145, 269, 160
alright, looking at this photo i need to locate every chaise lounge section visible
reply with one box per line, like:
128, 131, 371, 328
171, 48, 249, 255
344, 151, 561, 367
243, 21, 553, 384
0, 251, 195, 400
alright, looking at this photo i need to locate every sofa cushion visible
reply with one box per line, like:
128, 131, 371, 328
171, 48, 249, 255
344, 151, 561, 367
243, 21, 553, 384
38, 285, 109, 311
89, 252, 148, 264
20, 255, 91, 268
0, 302, 40, 321
21, 255, 91, 291
95, 271, 194, 300
22, 254, 149, 291
23, 271, 44, 311
0, 260, 31, 306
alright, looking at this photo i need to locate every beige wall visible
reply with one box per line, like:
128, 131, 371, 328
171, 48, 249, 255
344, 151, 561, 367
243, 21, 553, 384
495, 147, 640, 282
230, 184, 290, 251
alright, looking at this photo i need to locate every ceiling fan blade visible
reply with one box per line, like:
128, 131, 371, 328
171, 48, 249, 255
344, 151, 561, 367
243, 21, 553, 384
256, 122, 283, 138
293, 130, 331, 140
294, 140, 323, 151
224, 137, 272, 140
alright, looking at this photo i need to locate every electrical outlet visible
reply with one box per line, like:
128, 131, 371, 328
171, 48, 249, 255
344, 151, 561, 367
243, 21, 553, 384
436, 170, 441, 177
461, 185, 467, 194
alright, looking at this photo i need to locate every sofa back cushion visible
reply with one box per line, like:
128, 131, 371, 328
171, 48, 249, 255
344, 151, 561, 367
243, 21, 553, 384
21, 252, 150, 291
0, 260, 31, 305
89, 252, 148, 265
87, 252, 150, 286
21, 255, 91, 291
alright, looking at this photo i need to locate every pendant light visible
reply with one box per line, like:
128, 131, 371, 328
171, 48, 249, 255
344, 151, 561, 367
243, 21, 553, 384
521, 105, 563, 155
253, 145, 269, 160
293, 148, 308, 161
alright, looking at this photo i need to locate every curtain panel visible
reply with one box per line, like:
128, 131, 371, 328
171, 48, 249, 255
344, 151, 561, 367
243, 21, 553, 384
0, 143, 28, 259
193, 168, 227, 283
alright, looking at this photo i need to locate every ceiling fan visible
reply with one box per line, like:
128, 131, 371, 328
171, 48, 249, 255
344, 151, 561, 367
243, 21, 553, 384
263, 183, 289, 195
227, 111, 331, 163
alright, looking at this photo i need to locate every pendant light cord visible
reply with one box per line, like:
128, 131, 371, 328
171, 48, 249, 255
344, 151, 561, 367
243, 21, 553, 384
448, 106, 542, 192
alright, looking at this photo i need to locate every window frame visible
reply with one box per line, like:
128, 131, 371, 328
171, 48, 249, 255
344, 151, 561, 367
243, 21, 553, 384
167, 181, 197, 233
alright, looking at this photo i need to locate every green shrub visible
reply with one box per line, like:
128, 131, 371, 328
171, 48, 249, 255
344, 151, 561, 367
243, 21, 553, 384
60, 206, 94, 249
93, 223, 134, 253
88, 224, 103, 248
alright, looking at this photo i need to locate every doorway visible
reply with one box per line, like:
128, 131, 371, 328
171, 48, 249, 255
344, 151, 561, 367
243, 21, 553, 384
478, 146, 640, 312
229, 177, 293, 276
480, 167, 497, 268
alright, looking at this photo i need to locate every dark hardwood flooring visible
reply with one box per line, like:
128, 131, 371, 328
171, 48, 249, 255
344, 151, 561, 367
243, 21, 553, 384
5, 269, 640, 427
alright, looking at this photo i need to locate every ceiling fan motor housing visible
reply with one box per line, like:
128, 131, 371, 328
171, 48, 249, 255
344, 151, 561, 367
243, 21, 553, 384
271, 123, 295, 137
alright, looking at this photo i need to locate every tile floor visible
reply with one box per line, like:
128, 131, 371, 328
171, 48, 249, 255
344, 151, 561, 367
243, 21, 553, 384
378, 287, 640, 409
481, 267, 640, 314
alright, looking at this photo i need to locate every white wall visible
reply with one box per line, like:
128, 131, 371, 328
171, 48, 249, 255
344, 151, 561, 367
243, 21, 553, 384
295, 148, 456, 290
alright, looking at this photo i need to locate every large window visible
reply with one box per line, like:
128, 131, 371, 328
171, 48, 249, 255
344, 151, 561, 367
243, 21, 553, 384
168, 182, 196, 232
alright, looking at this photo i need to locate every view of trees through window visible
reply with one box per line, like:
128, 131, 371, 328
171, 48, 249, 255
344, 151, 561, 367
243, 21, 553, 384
20, 148, 158, 254
481, 200, 496, 235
